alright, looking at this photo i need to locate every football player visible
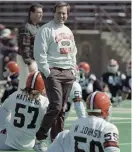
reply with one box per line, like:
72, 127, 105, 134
1, 61, 19, 103
101, 59, 126, 105
79, 62, 103, 101
65, 65, 86, 119
122, 60, 131, 100
0, 71, 49, 151
47, 91, 120, 152
65, 80, 86, 119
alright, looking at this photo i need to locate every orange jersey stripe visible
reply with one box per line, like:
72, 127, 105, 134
104, 141, 119, 148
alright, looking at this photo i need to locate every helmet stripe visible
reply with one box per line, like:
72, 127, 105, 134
90, 91, 98, 110
31, 71, 40, 89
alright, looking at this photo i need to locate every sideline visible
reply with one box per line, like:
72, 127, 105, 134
119, 143, 132, 145
113, 121, 131, 124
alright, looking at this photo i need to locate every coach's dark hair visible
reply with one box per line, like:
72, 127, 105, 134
28, 3, 43, 19
53, 1, 70, 14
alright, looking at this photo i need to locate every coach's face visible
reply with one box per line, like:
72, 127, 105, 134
31, 7, 43, 23
54, 6, 68, 24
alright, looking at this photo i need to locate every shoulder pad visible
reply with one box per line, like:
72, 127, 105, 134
104, 123, 119, 135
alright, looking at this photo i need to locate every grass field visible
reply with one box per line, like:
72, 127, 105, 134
0, 100, 131, 152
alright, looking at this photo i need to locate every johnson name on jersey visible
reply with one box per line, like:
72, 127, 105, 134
47, 117, 120, 152
70, 116, 120, 152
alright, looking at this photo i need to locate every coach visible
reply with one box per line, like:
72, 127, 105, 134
34, 1, 77, 143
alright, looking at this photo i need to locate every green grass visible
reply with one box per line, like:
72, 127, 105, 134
111, 100, 131, 151
0, 100, 131, 152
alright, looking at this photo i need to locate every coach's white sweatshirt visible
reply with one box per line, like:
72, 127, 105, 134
34, 20, 77, 78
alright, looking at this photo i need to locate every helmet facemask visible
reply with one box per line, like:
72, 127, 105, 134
107, 59, 119, 74
105, 104, 112, 122
107, 64, 119, 74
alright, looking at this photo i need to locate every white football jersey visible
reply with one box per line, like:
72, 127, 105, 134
48, 116, 120, 152
69, 81, 82, 101
1, 90, 49, 150
0, 107, 11, 131
65, 81, 86, 118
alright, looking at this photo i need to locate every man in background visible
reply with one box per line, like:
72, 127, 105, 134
101, 59, 126, 105
17, 3, 43, 89
79, 62, 103, 101
0, 28, 18, 78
